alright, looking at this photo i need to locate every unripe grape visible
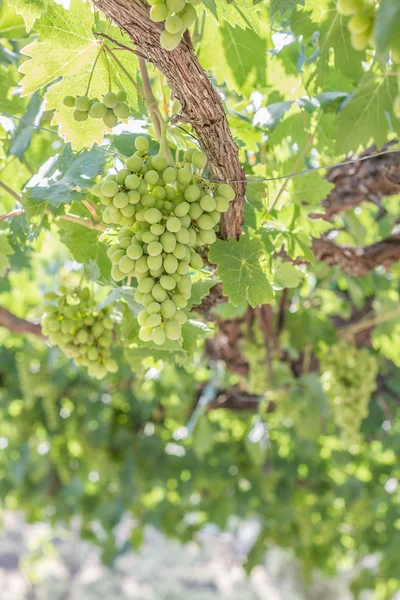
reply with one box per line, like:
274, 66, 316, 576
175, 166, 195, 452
160, 299, 176, 319
150, 223, 165, 236
136, 256, 150, 273
200, 195, 216, 212
337, 0, 363, 16
106, 358, 118, 373
119, 237, 132, 249
190, 251, 203, 270
103, 111, 118, 128
177, 274, 191, 294
146, 301, 161, 315
142, 293, 154, 306
116, 168, 130, 184
150, 3, 169, 20
192, 150, 207, 169
111, 265, 126, 281
144, 170, 159, 185
75, 96, 91, 111
138, 310, 148, 327
166, 0, 185, 11
117, 90, 127, 101
180, 4, 197, 28
350, 31, 369, 50
165, 14, 183, 34
103, 92, 119, 108
172, 243, 186, 260
197, 214, 215, 230
215, 195, 230, 212
197, 228, 216, 245
128, 190, 141, 204
139, 326, 153, 342
142, 231, 158, 244
348, 13, 372, 35
160, 275, 176, 290
126, 155, 143, 172
163, 167, 177, 183
141, 193, 156, 208
153, 186, 166, 200
113, 192, 129, 208
135, 136, 150, 153
210, 210, 221, 225
113, 101, 130, 119
173, 294, 188, 309
146, 313, 162, 328
144, 208, 162, 224
151, 283, 168, 302
217, 183, 235, 201
138, 277, 155, 293
164, 254, 179, 273
119, 255, 135, 273
184, 184, 201, 203
63, 95, 76, 107
89, 102, 107, 118
177, 261, 189, 275
91, 182, 102, 197
152, 326, 166, 345
178, 167, 193, 184
101, 180, 119, 197
174, 310, 187, 325
166, 216, 181, 232
151, 155, 169, 171
174, 201, 190, 217
175, 227, 190, 244
165, 320, 181, 340
74, 109, 88, 122
147, 254, 163, 270
148, 241, 163, 256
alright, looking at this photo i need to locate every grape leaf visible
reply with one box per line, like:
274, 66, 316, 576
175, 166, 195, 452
25, 146, 105, 208
0, 3, 26, 38
8, 0, 46, 32
209, 237, 274, 307
374, 0, 400, 53
334, 71, 400, 153
270, 0, 304, 17
192, 415, 214, 459
0, 234, 14, 276
8, 92, 43, 158
254, 101, 293, 130
274, 263, 303, 289
202, 0, 262, 32
58, 220, 111, 281
187, 275, 220, 309
291, 171, 334, 206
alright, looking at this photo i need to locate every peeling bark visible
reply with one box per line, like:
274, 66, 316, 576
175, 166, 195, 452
95, 0, 246, 239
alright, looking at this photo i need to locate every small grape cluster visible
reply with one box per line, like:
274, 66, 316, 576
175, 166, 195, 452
337, 0, 375, 51
63, 91, 130, 128
91, 136, 235, 345
320, 343, 378, 450
148, 0, 199, 51
41, 287, 118, 379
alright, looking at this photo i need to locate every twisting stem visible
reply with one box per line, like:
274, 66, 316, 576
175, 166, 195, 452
0, 208, 23, 222
0, 181, 21, 202
104, 48, 112, 92
94, 32, 148, 59
83, 200, 99, 220
104, 45, 144, 98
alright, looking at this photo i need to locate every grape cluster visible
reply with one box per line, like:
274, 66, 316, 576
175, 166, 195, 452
320, 343, 378, 450
41, 287, 118, 379
91, 136, 235, 345
337, 0, 375, 51
63, 91, 130, 128
148, 0, 199, 51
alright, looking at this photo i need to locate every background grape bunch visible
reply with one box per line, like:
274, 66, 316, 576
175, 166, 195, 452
63, 90, 130, 128
148, 0, 199, 51
41, 287, 118, 379
91, 135, 235, 346
337, 0, 400, 117
320, 343, 379, 450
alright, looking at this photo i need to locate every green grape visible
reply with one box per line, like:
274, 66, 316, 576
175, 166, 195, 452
177, 167, 193, 185
215, 195, 230, 212
144, 170, 159, 185
197, 228, 216, 245
188, 203, 203, 219
147, 254, 163, 270
144, 208, 163, 224
177, 261, 189, 275
160, 28, 182, 50
126, 155, 143, 172
151, 155, 169, 171
150, 3, 169, 21
348, 13, 372, 34
190, 251, 203, 270
147, 241, 163, 256
121, 204, 136, 218
105, 358, 118, 373
142, 293, 154, 306
166, 0, 185, 12
135, 136, 150, 152
210, 210, 221, 225
160, 299, 176, 319
172, 243, 186, 260
184, 184, 201, 202
174, 310, 187, 325
136, 256, 150, 273
63, 95, 76, 107
200, 195, 216, 212
165, 15, 183, 34
197, 214, 214, 230
163, 167, 177, 183
177, 274, 191, 294
89, 102, 108, 119
138, 310, 148, 327
128, 190, 141, 204
151, 326, 166, 345
174, 201, 190, 217
141, 193, 156, 208
152, 283, 168, 302
166, 216, 181, 232
113, 102, 130, 119
164, 254, 178, 273
150, 223, 165, 236
153, 185, 166, 200
337, 0, 363, 16
117, 90, 127, 101
103, 92, 119, 108
146, 302, 161, 315
75, 96, 91, 111
74, 109, 88, 122
116, 168, 131, 184
139, 326, 153, 342
165, 320, 181, 340
192, 150, 207, 169
113, 192, 129, 208
146, 313, 162, 328
101, 180, 119, 197
142, 231, 158, 244
217, 183, 235, 201
350, 31, 369, 50
103, 111, 118, 128
138, 277, 155, 293
160, 275, 176, 290
175, 228, 190, 244
180, 3, 197, 28
118, 255, 135, 273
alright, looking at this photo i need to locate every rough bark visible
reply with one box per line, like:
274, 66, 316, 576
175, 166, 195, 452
0, 307, 43, 337
95, 0, 245, 239
321, 142, 400, 219
312, 234, 400, 276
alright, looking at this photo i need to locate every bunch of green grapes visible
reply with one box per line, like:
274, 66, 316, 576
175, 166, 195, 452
63, 90, 130, 128
148, 0, 199, 51
336, 0, 375, 50
91, 136, 235, 345
320, 343, 378, 450
41, 287, 118, 379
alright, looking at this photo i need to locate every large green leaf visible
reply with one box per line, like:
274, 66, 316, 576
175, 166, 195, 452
8, 92, 43, 158
270, 0, 304, 17
209, 236, 274, 307
58, 220, 111, 280
334, 70, 400, 153
374, 0, 400, 53
202, 0, 262, 31
8, 0, 46, 31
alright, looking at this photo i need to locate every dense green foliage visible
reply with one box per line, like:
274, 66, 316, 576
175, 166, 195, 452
1, 0, 400, 597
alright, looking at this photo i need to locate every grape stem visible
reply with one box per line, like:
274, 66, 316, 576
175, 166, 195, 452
138, 57, 174, 164
104, 45, 144, 99
94, 32, 148, 60
0, 207, 106, 231
85, 32, 108, 97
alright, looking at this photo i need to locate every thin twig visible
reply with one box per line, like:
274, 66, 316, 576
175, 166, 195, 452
0, 208, 23, 222
104, 44, 145, 98
0, 207, 106, 231
83, 200, 99, 220
0, 181, 22, 202
94, 32, 148, 59
340, 307, 400, 337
